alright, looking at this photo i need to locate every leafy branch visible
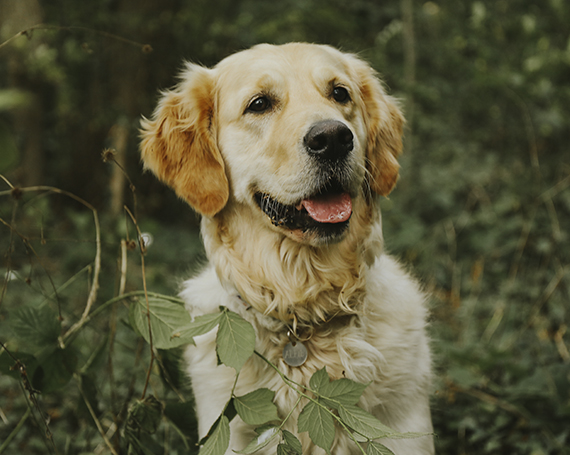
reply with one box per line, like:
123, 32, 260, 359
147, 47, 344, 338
173, 308, 431, 455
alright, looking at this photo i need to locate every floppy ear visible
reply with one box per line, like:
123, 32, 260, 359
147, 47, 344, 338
352, 59, 404, 197
140, 63, 228, 217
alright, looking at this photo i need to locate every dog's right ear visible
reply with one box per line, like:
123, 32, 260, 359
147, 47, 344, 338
140, 63, 228, 217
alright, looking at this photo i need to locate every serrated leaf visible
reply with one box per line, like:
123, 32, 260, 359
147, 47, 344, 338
174, 313, 223, 345
129, 297, 193, 349
200, 415, 230, 455
308, 368, 368, 410
319, 379, 368, 410
234, 425, 280, 454
234, 388, 279, 425
367, 441, 395, 455
216, 309, 256, 372
10, 306, 60, 349
282, 430, 302, 455
298, 401, 335, 453
337, 405, 395, 440
309, 367, 330, 392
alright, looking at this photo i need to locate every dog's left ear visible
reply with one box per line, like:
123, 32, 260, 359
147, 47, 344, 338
352, 58, 404, 197
140, 64, 229, 217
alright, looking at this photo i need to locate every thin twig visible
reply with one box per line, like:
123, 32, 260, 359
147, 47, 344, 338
504, 266, 567, 350
0, 341, 58, 454
76, 374, 120, 455
449, 382, 529, 420
61, 291, 184, 345
0, 215, 63, 322
119, 239, 128, 296
538, 173, 570, 202
0, 198, 18, 308
508, 205, 537, 283
0, 407, 31, 454
124, 206, 154, 399
0, 24, 152, 52
0, 182, 102, 332
40, 264, 92, 307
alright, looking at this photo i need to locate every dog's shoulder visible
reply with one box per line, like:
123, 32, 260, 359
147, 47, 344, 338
367, 253, 428, 320
179, 265, 231, 317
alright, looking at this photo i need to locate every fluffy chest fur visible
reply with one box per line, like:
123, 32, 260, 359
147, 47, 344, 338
181, 252, 433, 454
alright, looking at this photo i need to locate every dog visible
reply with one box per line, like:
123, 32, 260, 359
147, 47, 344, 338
140, 43, 434, 454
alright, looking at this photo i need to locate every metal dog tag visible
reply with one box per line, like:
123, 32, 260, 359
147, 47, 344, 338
282, 341, 308, 367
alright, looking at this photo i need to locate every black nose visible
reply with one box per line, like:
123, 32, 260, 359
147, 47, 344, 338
304, 120, 353, 161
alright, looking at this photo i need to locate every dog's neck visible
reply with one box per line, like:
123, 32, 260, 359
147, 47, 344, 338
201, 196, 384, 325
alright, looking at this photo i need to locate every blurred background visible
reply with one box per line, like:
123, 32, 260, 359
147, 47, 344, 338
0, 0, 569, 454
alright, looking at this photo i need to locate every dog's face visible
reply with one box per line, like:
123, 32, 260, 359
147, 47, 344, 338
141, 43, 403, 246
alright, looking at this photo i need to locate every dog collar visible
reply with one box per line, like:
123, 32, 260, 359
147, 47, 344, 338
235, 293, 356, 367
237, 293, 310, 366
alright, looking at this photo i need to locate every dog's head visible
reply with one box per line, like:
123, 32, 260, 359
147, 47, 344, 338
141, 43, 403, 246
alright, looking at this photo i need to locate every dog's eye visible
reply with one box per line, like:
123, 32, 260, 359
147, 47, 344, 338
246, 96, 271, 113
332, 86, 350, 103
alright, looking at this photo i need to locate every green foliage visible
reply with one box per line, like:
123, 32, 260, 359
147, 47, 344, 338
233, 389, 280, 426
1, 0, 569, 453
129, 297, 193, 349
216, 310, 257, 372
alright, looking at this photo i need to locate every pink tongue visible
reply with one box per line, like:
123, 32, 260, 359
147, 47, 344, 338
301, 193, 352, 223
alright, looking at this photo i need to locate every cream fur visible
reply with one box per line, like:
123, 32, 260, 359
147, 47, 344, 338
140, 43, 434, 454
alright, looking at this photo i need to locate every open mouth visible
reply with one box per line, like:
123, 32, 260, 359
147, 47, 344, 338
254, 181, 352, 240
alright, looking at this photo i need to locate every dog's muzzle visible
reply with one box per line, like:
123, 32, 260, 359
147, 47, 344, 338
254, 181, 352, 243
253, 120, 358, 242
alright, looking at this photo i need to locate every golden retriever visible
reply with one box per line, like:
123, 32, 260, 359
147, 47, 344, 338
140, 43, 434, 454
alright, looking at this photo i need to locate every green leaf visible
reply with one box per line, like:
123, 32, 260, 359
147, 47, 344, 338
320, 378, 368, 409
234, 425, 279, 454
309, 367, 330, 392
308, 368, 368, 410
200, 415, 230, 455
281, 430, 303, 455
10, 306, 60, 349
234, 388, 279, 425
173, 313, 223, 345
337, 405, 395, 440
367, 441, 395, 455
157, 348, 188, 393
34, 347, 78, 393
223, 397, 238, 424
129, 297, 194, 349
164, 401, 198, 440
126, 395, 164, 434
298, 401, 335, 453
216, 309, 256, 372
